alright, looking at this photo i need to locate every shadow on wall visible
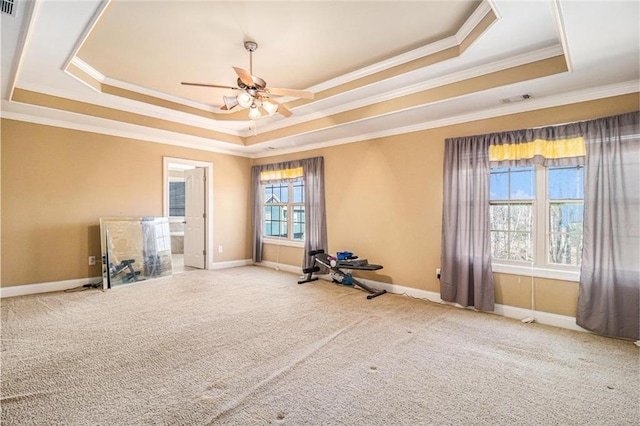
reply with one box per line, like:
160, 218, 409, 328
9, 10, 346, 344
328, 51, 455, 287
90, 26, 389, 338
357, 271, 393, 284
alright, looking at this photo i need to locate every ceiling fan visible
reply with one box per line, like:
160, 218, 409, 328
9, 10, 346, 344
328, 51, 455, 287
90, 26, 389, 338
181, 41, 314, 120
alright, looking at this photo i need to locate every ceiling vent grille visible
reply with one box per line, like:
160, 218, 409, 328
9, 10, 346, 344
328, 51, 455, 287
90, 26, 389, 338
1, 0, 15, 16
500, 93, 533, 104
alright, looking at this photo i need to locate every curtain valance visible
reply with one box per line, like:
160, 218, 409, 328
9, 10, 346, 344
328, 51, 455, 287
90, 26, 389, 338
485, 122, 589, 167
260, 167, 303, 183
254, 160, 306, 184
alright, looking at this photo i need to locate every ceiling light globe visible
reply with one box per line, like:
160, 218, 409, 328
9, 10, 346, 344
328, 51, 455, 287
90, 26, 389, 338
237, 93, 253, 108
248, 106, 262, 120
262, 100, 278, 116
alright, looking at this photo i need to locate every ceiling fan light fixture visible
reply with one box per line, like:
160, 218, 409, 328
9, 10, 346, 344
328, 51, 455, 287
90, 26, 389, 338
237, 92, 253, 108
248, 105, 262, 120
262, 100, 278, 116
223, 96, 239, 110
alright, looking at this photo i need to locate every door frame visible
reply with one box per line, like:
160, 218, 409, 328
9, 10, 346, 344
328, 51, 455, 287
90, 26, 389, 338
163, 157, 214, 269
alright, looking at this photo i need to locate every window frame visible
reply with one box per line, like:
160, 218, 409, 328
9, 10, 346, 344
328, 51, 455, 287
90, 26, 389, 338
262, 179, 305, 247
491, 164, 583, 281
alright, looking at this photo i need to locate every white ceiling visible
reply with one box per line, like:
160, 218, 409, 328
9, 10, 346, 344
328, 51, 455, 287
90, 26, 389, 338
1, 0, 638, 158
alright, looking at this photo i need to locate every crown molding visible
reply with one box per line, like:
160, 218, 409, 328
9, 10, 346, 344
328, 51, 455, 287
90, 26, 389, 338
243, 45, 565, 137
550, 0, 573, 72
69, 56, 105, 82
0, 102, 252, 158
101, 75, 221, 113
62, 0, 112, 71
249, 81, 639, 158
456, 0, 496, 43
15, 82, 245, 136
6, 0, 41, 102
4, 81, 636, 160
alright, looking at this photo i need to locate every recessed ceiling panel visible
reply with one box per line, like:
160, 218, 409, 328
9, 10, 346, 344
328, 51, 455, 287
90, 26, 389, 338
77, 1, 480, 107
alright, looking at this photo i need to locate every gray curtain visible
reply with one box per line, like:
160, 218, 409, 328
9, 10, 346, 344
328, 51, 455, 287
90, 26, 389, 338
251, 157, 328, 270
302, 157, 328, 269
577, 111, 640, 340
441, 135, 494, 311
251, 166, 264, 263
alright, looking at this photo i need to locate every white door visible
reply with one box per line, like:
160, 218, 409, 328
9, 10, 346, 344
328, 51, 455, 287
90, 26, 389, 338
184, 167, 206, 269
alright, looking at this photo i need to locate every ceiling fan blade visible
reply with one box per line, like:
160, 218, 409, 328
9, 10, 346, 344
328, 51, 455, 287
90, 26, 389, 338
181, 82, 239, 90
265, 87, 314, 100
233, 67, 255, 87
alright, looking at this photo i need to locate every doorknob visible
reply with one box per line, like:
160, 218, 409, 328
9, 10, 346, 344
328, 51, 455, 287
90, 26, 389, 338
182, 221, 187, 224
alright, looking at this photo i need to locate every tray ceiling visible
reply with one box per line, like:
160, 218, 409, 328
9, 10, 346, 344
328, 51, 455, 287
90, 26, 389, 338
1, 0, 638, 158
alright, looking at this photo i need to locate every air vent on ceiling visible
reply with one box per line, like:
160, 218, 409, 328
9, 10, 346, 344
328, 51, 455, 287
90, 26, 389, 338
500, 93, 533, 104
1, 0, 15, 16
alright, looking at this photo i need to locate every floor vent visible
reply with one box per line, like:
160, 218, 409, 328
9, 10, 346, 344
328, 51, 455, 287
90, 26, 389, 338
1, 0, 15, 16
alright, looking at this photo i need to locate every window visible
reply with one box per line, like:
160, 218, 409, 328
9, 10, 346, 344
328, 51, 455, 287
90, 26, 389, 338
264, 180, 305, 241
490, 165, 584, 271
169, 181, 185, 217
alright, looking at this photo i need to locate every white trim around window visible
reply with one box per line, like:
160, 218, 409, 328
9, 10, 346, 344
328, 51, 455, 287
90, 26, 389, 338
491, 262, 580, 282
490, 164, 584, 282
262, 237, 305, 248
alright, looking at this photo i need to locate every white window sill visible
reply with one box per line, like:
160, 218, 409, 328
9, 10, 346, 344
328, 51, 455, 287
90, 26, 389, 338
263, 238, 304, 248
492, 263, 580, 282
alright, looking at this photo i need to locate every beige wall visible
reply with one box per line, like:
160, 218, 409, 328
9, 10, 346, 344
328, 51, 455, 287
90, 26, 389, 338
2, 93, 637, 314
255, 93, 639, 316
1, 119, 252, 287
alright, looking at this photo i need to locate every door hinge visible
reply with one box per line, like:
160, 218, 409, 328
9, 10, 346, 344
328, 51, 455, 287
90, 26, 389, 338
202, 213, 206, 219
203, 249, 206, 255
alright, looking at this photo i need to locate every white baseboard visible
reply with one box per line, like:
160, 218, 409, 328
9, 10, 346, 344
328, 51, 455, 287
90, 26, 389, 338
355, 277, 588, 333
258, 263, 588, 334
210, 259, 253, 270
256, 261, 303, 275
1, 276, 103, 298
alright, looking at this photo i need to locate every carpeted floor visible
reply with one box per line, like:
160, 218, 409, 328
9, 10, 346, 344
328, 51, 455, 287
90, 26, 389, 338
1, 266, 638, 425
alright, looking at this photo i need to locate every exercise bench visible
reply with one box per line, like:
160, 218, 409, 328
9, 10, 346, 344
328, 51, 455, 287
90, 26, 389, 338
298, 249, 387, 299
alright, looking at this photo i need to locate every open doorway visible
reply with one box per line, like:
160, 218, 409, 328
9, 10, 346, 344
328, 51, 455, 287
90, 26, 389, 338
163, 157, 214, 273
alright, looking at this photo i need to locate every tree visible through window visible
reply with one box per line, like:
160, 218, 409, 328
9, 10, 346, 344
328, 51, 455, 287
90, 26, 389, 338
548, 166, 584, 266
264, 180, 305, 241
490, 165, 584, 268
490, 166, 534, 262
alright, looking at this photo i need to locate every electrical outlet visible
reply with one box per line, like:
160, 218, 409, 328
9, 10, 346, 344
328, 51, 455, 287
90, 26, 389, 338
218, 245, 223, 253
436, 268, 441, 279
88, 256, 96, 266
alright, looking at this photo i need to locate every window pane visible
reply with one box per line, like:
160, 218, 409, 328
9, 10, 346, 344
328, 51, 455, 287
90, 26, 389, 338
549, 202, 584, 234
490, 172, 509, 200
510, 204, 533, 232
549, 233, 582, 266
510, 232, 533, 262
491, 231, 508, 260
169, 181, 185, 216
265, 184, 289, 203
510, 168, 535, 200
277, 184, 288, 203
264, 206, 288, 238
490, 205, 508, 231
490, 166, 534, 201
265, 184, 276, 203
292, 205, 305, 240
548, 166, 584, 200
293, 181, 305, 203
